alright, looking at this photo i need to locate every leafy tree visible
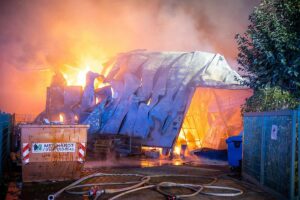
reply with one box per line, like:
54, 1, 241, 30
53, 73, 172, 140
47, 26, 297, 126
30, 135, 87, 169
236, 0, 300, 94
242, 87, 299, 112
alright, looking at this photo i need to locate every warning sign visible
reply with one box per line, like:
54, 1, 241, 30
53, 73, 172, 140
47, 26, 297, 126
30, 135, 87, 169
271, 125, 278, 140
32, 143, 76, 153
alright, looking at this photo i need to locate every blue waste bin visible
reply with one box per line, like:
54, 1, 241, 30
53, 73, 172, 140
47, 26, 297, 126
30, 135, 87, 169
226, 135, 242, 168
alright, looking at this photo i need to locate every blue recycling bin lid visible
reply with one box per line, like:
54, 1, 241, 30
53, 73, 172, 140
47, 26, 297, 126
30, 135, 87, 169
226, 135, 242, 144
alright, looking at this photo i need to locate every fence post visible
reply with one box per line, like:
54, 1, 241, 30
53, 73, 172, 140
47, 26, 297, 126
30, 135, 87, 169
298, 106, 300, 200
290, 110, 296, 199
260, 115, 266, 185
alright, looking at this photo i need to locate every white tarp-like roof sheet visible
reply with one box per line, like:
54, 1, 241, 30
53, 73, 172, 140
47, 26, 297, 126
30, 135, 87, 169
85, 50, 251, 149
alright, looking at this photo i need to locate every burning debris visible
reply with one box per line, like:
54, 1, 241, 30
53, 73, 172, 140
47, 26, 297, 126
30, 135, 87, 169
35, 50, 251, 156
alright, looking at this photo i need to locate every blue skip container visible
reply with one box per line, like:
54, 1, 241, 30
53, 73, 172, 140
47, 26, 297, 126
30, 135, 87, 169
226, 135, 242, 167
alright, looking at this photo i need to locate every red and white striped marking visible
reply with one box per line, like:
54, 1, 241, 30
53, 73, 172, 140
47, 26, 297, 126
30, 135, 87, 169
22, 143, 30, 164
78, 143, 86, 163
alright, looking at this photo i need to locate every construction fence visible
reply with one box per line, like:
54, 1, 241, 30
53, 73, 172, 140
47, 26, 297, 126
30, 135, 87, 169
0, 112, 13, 184
243, 108, 300, 200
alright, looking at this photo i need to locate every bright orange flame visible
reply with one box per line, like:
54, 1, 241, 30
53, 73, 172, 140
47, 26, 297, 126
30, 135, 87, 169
74, 115, 78, 122
173, 146, 181, 155
62, 65, 93, 87
173, 160, 182, 166
59, 113, 64, 122
61, 62, 112, 89
173, 130, 188, 156
76, 67, 90, 87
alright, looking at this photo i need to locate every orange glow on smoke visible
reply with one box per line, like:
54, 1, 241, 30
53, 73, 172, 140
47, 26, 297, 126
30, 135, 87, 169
0, 0, 256, 116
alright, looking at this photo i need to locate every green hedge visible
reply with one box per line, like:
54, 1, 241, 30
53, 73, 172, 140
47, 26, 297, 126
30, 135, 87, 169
242, 87, 299, 113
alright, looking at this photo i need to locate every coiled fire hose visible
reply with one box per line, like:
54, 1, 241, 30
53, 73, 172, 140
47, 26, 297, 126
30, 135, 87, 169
201, 185, 244, 197
48, 173, 150, 200
110, 175, 243, 199
156, 182, 204, 199
48, 173, 243, 200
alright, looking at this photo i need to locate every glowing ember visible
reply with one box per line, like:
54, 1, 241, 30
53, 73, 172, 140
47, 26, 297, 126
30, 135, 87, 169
173, 130, 188, 156
173, 146, 181, 155
141, 146, 163, 157
173, 159, 182, 166
111, 87, 116, 98
74, 115, 78, 122
76, 66, 90, 87
59, 113, 64, 122
146, 98, 152, 106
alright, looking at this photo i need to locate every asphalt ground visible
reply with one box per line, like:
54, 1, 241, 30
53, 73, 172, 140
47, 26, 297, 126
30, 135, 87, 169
19, 159, 275, 200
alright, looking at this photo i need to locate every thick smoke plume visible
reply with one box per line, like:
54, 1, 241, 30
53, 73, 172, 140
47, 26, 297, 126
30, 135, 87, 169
0, 0, 259, 114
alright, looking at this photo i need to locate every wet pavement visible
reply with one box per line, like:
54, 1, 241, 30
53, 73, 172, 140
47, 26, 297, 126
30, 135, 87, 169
17, 158, 275, 200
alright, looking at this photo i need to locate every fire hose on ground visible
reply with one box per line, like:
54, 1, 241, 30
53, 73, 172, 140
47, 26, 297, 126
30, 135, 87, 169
48, 173, 244, 200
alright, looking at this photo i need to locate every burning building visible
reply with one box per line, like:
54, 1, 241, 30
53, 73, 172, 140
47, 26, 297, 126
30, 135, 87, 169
36, 50, 252, 154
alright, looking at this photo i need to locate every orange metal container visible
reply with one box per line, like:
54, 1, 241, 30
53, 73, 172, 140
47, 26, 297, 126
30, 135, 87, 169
20, 124, 89, 182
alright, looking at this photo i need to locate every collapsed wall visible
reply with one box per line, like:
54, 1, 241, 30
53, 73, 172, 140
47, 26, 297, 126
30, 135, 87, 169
84, 50, 247, 148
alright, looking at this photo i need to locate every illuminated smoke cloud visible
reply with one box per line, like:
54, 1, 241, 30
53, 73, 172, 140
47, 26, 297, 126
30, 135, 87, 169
0, 0, 259, 114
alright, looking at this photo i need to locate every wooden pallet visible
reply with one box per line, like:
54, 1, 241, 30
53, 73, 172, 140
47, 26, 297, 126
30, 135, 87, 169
91, 135, 142, 158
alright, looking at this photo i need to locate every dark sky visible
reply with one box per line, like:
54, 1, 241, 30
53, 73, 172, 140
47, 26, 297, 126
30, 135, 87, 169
0, 0, 260, 114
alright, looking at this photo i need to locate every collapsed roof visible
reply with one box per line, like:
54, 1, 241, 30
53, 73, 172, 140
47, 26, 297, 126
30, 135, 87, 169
83, 50, 248, 148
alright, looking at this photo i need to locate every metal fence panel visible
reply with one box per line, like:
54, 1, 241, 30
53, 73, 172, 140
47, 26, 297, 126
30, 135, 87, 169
243, 110, 296, 199
298, 110, 300, 200
264, 113, 295, 197
243, 116, 262, 181
0, 113, 12, 184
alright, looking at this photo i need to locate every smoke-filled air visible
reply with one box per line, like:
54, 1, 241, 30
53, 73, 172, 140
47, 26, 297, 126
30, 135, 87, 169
0, 0, 258, 114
